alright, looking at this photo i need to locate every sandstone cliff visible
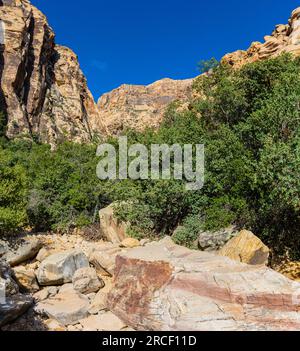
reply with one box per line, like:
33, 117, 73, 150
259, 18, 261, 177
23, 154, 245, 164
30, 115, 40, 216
2, 2, 300, 142
95, 7, 300, 136
222, 7, 300, 68
94, 78, 193, 136
0, 0, 99, 145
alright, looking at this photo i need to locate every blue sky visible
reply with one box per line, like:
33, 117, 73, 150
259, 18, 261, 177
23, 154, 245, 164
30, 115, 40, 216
31, 0, 300, 100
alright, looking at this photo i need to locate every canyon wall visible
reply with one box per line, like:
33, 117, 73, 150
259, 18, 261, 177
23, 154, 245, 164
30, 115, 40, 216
2, 2, 300, 142
0, 0, 99, 145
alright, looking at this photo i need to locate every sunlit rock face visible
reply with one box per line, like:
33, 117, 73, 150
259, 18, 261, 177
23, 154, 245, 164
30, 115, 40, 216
0, 0, 99, 145
222, 7, 300, 68
94, 78, 194, 137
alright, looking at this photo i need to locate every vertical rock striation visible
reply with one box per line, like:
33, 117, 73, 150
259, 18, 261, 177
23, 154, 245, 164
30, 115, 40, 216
0, 0, 100, 145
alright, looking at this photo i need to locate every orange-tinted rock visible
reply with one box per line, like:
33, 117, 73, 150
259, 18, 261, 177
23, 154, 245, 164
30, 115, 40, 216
94, 78, 193, 136
0, 0, 100, 145
222, 7, 300, 68
218, 230, 270, 265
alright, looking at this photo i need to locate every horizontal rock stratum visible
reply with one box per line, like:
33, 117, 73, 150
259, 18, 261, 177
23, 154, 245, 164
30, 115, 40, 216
108, 238, 300, 331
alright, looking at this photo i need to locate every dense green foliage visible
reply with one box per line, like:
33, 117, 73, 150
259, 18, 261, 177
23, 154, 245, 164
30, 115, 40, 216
110, 54, 300, 258
0, 140, 109, 233
1, 54, 300, 258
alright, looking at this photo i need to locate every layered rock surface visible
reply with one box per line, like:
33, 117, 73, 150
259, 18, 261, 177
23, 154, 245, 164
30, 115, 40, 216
108, 238, 300, 331
0, 0, 99, 145
3, 2, 300, 140
94, 78, 194, 136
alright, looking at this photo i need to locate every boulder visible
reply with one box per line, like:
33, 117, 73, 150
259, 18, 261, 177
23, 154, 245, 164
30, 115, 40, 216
0, 294, 34, 328
197, 226, 238, 251
72, 267, 104, 294
6, 238, 42, 267
89, 244, 123, 276
99, 204, 128, 243
35, 286, 89, 326
0, 260, 19, 296
36, 248, 55, 263
108, 238, 300, 331
37, 250, 89, 286
0, 260, 33, 327
88, 278, 113, 314
120, 238, 140, 248
13, 267, 39, 293
218, 230, 270, 265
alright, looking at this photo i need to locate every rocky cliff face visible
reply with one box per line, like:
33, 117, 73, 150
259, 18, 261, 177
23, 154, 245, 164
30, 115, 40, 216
0, 0, 99, 145
94, 78, 193, 136
2, 2, 300, 142
222, 7, 300, 68
96, 7, 300, 136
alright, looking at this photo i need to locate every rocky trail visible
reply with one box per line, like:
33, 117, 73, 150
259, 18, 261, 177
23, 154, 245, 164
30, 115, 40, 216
1, 204, 300, 331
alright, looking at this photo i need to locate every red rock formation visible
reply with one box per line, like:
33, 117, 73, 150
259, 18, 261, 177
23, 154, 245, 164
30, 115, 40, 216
108, 238, 300, 331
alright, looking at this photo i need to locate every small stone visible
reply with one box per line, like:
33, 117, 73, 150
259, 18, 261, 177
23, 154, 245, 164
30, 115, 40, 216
45, 319, 66, 331
120, 238, 140, 248
72, 267, 104, 294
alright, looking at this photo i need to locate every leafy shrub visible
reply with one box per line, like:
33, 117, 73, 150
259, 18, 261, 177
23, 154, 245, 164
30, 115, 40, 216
0, 148, 28, 234
1, 54, 300, 260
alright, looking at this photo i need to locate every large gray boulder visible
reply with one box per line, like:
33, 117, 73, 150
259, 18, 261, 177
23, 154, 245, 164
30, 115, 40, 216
108, 237, 300, 331
5, 238, 42, 267
37, 250, 89, 286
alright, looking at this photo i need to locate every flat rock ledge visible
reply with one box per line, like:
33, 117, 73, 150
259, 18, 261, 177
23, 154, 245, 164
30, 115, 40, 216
108, 238, 300, 331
